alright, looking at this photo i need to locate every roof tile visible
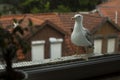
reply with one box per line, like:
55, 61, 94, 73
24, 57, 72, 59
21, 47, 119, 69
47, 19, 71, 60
98, 0, 120, 25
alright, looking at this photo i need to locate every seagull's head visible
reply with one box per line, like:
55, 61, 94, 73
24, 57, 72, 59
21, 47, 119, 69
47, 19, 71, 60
72, 14, 83, 22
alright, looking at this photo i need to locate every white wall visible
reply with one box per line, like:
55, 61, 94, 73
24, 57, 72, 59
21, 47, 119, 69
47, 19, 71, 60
49, 38, 63, 59
31, 40, 45, 62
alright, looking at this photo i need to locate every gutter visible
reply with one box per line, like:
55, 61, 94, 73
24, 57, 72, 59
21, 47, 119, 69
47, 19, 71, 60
21, 54, 120, 80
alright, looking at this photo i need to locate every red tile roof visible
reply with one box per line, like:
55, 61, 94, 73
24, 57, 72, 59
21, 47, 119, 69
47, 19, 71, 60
32, 13, 66, 32
0, 13, 103, 34
0, 13, 105, 55
98, 0, 120, 7
97, 0, 120, 25
58, 13, 104, 32
0, 14, 44, 29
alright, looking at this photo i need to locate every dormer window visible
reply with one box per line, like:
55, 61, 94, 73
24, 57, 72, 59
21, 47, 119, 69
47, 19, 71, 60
107, 38, 116, 54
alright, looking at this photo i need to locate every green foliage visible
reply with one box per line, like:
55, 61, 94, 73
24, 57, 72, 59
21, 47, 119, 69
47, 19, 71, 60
0, 0, 102, 14
20, 0, 50, 13
54, 5, 71, 12
44, 1, 50, 12
30, 7, 40, 13
20, 0, 102, 13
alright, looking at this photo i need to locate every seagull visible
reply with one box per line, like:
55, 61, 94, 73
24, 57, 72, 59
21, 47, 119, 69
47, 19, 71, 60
71, 14, 94, 60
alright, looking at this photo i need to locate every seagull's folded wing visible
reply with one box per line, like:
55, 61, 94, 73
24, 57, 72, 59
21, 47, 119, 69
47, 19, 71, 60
84, 28, 94, 47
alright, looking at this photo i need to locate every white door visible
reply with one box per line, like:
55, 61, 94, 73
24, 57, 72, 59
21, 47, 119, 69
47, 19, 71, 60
94, 39, 102, 56
31, 41, 45, 61
107, 38, 116, 54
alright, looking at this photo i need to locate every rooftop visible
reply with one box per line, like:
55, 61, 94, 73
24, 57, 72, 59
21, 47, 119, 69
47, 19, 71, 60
0, 12, 110, 55
97, 0, 120, 25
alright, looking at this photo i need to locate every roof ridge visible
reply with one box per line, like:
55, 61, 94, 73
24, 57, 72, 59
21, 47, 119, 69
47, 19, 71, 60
26, 14, 44, 21
0, 14, 26, 18
83, 14, 103, 19
29, 12, 59, 16
0, 13, 59, 19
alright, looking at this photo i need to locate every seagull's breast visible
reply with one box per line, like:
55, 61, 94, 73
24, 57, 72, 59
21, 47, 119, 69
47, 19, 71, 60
71, 24, 91, 46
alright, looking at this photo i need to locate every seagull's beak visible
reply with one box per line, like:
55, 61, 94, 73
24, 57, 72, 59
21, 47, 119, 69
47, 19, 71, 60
71, 17, 75, 20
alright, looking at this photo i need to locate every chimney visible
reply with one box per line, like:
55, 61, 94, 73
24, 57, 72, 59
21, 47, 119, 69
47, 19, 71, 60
115, 11, 118, 24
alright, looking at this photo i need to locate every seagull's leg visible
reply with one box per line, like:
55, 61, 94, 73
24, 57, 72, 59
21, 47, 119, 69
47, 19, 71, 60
84, 47, 87, 54
77, 47, 78, 55
76, 47, 79, 55
82, 47, 88, 61
75, 47, 81, 57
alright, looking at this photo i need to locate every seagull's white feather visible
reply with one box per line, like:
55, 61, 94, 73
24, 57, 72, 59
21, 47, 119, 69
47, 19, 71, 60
71, 14, 93, 47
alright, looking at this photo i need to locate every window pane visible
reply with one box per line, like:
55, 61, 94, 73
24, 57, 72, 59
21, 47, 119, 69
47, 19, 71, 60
94, 39, 103, 56
107, 38, 115, 54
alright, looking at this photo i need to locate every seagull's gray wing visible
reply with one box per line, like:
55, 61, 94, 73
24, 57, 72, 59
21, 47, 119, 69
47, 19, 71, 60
84, 29, 94, 47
